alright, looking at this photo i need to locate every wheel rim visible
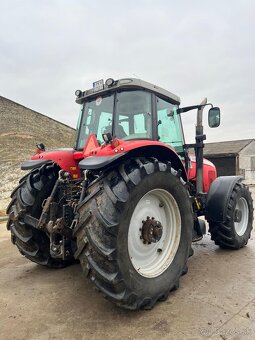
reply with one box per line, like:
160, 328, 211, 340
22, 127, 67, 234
128, 189, 181, 278
234, 197, 249, 236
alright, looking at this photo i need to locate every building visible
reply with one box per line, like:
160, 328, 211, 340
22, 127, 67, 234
204, 139, 255, 185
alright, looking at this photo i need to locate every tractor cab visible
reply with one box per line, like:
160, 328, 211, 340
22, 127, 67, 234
75, 78, 184, 155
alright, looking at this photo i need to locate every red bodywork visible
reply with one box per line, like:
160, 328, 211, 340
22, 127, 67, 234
31, 135, 217, 193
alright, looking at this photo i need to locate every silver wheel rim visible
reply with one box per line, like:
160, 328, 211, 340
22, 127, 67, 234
234, 197, 249, 236
128, 189, 181, 278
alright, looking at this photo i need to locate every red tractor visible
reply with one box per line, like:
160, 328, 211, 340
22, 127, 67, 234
7, 78, 254, 310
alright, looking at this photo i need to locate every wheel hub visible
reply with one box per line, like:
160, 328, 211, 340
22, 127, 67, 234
234, 209, 242, 223
141, 216, 163, 244
128, 188, 181, 278
234, 197, 249, 236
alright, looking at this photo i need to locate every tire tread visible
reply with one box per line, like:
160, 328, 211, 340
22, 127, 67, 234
76, 158, 191, 309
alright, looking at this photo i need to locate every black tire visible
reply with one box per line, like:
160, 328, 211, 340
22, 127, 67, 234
74, 158, 193, 310
209, 182, 254, 249
6, 163, 71, 268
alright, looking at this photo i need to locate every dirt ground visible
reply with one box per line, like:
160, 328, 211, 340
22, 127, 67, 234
1, 221, 255, 340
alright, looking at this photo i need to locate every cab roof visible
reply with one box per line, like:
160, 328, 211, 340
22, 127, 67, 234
76, 78, 181, 105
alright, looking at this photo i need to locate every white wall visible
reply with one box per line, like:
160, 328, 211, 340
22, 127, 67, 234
249, 185, 255, 207
240, 141, 255, 185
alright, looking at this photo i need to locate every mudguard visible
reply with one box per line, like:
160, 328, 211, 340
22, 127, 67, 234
21, 159, 50, 170
205, 176, 243, 223
79, 153, 126, 170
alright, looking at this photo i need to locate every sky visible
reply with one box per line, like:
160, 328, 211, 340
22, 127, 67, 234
0, 0, 254, 143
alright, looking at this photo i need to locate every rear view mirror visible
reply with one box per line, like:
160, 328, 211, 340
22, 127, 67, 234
208, 107, 220, 128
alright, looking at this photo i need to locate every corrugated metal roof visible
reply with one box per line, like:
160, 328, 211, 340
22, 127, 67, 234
204, 139, 254, 156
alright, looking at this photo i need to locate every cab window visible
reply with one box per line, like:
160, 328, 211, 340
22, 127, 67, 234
77, 94, 114, 149
115, 91, 152, 140
157, 97, 184, 153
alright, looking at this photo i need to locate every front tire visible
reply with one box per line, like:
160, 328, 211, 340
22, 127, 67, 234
74, 158, 193, 310
209, 182, 253, 249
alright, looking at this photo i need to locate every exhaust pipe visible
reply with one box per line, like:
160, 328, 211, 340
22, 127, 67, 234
195, 98, 207, 194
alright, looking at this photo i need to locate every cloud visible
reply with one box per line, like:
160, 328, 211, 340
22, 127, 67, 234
0, 0, 254, 142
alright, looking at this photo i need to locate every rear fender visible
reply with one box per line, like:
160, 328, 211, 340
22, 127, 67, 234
79, 145, 187, 181
21, 159, 50, 170
27, 148, 80, 179
205, 176, 243, 222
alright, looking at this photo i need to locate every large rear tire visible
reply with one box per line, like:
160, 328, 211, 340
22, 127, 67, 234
74, 158, 193, 310
209, 182, 253, 249
6, 163, 72, 268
